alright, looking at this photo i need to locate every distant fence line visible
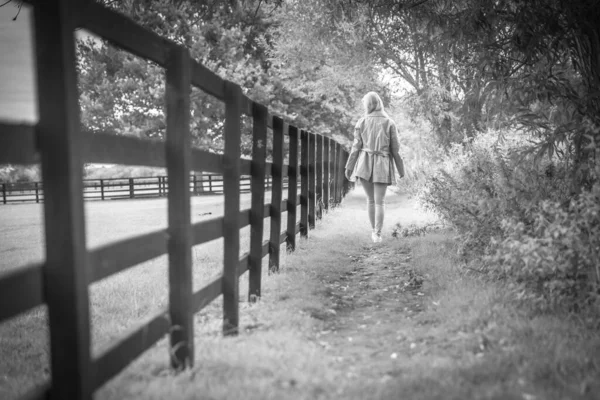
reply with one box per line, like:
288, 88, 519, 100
0, 174, 284, 204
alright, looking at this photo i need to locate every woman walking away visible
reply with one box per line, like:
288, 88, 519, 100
345, 92, 404, 243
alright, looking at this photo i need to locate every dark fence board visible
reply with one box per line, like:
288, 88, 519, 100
192, 276, 222, 313
80, 2, 172, 67
308, 132, 316, 229
268, 117, 285, 273
238, 253, 250, 277
190, 149, 224, 174
323, 137, 330, 211
85, 132, 166, 168
316, 134, 323, 219
190, 59, 225, 101
335, 143, 343, 203
286, 125, 299, 251
239, 208, 251, 228
0, 123, 38, 165
191, 216, 223, 245
89, 230, 168, 283
0, 264, 44, 321
222, 81, 242, 336
330, 138, 336, 205
92, 310, 170, 389
165, 45, 194, 369
240, 159, 252, 176
279, 230, 287, 244
299, 130, 309, 237
249, 102, 268, 301
34, 1, 93, 397
332, 142, 339, 204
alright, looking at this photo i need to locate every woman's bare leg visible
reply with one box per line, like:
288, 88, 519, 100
373, 183, 387, 235
360, 178, 375, 229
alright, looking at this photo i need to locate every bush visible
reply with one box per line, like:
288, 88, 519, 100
0, 165, 41, 183
420, 130, 570, 259
487, 184, 600, 310
418, 130, 600, 310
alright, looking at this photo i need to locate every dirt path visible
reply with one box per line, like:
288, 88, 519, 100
302, 189, 451, 397
313, 242, 424, 378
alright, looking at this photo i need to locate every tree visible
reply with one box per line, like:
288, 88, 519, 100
75, 0, 378, 158
282, 0, 600, 191
266, 0, 391, 144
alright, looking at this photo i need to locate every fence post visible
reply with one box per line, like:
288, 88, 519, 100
2, 183, 6, 204
249, 103, 268, 302
165, 44, 194, 368
33, 1, 93, 397
286, 125, 299, 251
323, 138, 330, 211
316, 134, 323, 219
248, 102, 268, 303
336, 143, 343, 203
269, 117, 285, 273
208, 175, 212, 193
329, 138, 336, 206
129, 178, 134, 199
222, 80, 242, 336
299, 129, 309, 237
333, 142, 339, 204
192, 174, 197, 195
100, 179, 104, 200
308, 132, 316, 229
333, 143, 339, 203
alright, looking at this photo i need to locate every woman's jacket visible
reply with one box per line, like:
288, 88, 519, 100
345, 111, 403, 185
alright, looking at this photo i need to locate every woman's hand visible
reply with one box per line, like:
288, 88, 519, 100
345, 168, 353, 181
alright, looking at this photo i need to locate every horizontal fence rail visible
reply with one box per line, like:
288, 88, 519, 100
0, 0, 353, 399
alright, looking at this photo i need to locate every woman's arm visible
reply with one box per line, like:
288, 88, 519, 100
389, 122, 404, 178
345, 119, 364, 180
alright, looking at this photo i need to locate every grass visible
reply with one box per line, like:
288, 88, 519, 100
364, 231, 600, 400
0, 192, 286, 399
1, 188, 599, 399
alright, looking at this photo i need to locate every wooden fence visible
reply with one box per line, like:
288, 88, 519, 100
0, 1, 351, 399
0, 174, 283, 203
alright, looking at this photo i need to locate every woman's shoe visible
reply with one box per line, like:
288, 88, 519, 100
372, 230, 383, 243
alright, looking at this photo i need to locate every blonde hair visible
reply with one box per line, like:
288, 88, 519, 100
362, 92, 385, 115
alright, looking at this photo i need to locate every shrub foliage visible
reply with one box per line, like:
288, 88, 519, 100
421, 132, 599, 310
